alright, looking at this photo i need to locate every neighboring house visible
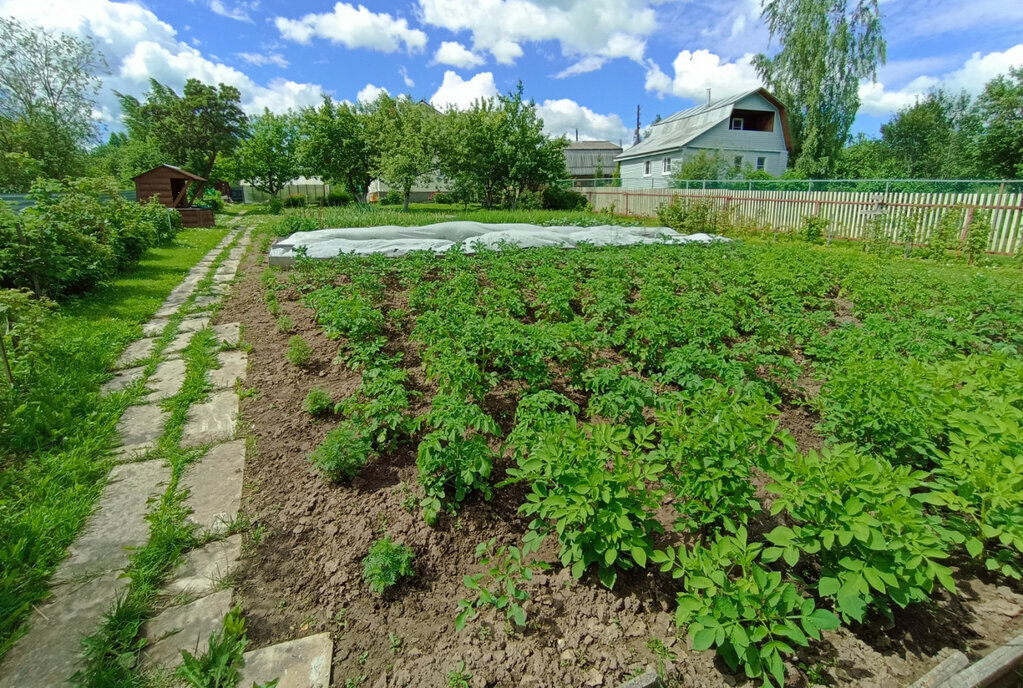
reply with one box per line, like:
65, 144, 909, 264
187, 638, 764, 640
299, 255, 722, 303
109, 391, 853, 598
563, 140, 623, 184
367, 174, 451, 203
615, 88, 792, 188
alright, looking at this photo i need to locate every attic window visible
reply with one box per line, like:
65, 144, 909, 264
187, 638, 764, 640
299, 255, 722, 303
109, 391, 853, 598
730, 117, 744, 131
731, 109, 775, 132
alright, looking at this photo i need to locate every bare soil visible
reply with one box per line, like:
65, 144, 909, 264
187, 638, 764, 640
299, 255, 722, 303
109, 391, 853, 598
218, 245, 1023, 688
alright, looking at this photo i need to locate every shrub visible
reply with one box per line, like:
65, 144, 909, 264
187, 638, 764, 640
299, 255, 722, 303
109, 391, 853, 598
283, 194, 306, 208
362, 536, 415, 594
381, 190, 402, 206
286, 335, 312, 367
541, 186, 587, 211
324, 189, 353, 207
798, 215, 829, 244
265, 197, 283, 215
656, 196, 724, 234
433, 191, 454, 204
517, 190, 542, 210
303, 387, 333, 416
925, 205, 965, 260
275, 315, 294, 333
272, 215, 318, 237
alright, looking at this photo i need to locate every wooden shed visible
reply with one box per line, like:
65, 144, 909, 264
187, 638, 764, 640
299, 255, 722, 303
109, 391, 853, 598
132, 164, 215, 228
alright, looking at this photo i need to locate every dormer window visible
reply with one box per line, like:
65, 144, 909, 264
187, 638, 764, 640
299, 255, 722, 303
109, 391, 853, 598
730, 117, 744, 130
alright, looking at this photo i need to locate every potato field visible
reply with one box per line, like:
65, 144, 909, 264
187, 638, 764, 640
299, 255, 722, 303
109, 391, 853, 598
228, 225, 1023, 688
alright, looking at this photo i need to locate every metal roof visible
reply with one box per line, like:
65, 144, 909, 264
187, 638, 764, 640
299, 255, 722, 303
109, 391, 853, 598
565, 140, 623, 151
615, 88, 791, 162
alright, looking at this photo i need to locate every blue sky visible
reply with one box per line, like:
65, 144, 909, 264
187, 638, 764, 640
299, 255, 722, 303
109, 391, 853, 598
3, 0, 1023, 144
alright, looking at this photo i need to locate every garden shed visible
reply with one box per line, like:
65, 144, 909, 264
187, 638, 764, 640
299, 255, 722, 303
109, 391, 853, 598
132, 164, 215, 227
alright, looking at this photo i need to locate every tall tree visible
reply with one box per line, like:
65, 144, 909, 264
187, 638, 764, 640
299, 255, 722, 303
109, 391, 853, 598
754, 0, 886, 176
118, 79, 247, 198
975, 67, 1023, 179
879, 91, 980, 178
366, 94, 438, 211
503, 83, 568, 203
235, 109, 301, 198
0, 17, 106, 182
298, 97, 372, 200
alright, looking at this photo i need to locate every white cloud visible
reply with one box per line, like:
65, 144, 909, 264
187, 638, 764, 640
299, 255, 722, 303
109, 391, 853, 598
208, 0, 256, 23
399, 66, 415, 88
429, 71, 498, 111
275, 3, 427, 53
0, 0, 327, 123
644, 49, 762, 100
433, 41, 485, 69
236, 51, 289, 68
357, 83, 389, 103
554, 56, 607, 79
858, 44, 1023, 116
418, 0, 656, 66
536, 99, 630, 143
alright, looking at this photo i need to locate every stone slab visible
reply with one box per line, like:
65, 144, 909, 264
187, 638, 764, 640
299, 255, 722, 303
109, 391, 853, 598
239, 633, 333, 688
181, 391, 239, 448
178, 317, 211, 334
164, 535, 242, 596
145, 358, 187, 402
113, 404, 169, 457
115, 338, 156, 369
54, 459, 169, 582
143, 320, 170, 337
209, 350, 247, 389
191, 294, 220, 311
615, 669, 660, 688
0, 570, 128, 687
183, 440, 245, 534
154, 302, 182, 320
143, 589, 234, 670
211, 322, 241, 347
101, 366, 146, 395
164, 330, 195, 356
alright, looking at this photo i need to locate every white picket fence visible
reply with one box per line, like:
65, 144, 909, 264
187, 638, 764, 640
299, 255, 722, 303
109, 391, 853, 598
581, 188, 1023, 254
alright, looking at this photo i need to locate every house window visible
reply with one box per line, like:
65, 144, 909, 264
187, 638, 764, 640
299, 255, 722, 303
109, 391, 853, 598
756, 156, 767, 171
644, 161, 651, 176
730, 117, 744, 130
662, 157, 672, 174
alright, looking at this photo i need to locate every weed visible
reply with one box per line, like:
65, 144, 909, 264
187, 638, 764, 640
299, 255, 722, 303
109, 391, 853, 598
446, 662, 472, 688
362, 536, 415, 594
456, 539, 547, 631
303, 387, 334, 416
389, 632, 403, 654
357, 650, 369, 665
276, 314, 295, 333
286, 335, 313, 367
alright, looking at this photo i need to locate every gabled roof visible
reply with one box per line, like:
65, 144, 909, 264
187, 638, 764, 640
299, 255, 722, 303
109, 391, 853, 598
565, 140, 623, 151
132, 164, 207, 182
616, 88, 792, 162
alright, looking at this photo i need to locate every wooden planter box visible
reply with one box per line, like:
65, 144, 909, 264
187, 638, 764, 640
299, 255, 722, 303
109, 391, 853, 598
176, 208, 215, 228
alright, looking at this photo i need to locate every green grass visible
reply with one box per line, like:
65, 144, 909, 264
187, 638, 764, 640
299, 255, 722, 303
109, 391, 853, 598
0, 226, 228, 659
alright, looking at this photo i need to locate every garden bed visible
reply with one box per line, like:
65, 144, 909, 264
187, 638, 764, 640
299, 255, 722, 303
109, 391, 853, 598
222, 223, 1023, 688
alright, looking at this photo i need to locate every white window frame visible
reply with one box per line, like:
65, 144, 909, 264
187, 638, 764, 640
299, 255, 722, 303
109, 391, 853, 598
730, 117, 744, 130
643, 160, 651, 176
756, 156, 767, 171
661, 157, 672, 175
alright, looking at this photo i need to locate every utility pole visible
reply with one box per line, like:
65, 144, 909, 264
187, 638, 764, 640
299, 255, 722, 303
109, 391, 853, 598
634, 105, 641, 145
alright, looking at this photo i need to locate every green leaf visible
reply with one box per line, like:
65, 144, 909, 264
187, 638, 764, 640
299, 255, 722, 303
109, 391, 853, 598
692, 627, 717, 651
597, 567, 617, 589
965, 537, 984, 558
631, 546, 647, 568
818, 576, 840, 596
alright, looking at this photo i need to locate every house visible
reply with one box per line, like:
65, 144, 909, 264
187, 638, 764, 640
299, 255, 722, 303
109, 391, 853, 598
563, 140, 623, 184
615, 88, 791, 188
132, 164, 215, 227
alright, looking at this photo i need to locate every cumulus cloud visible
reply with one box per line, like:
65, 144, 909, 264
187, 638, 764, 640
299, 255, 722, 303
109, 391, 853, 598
275, 3, 427, 53
417, 0, 656, 66
429, 71, 498, 111
399, 66, 415, 88
433, 41, 485, 69
858, 44, 1023, 116
357, 83, 389, 103
236, 51, 289, 68
644, 50, 762, 100
536, 99, 630, 143
208, 0, 256, 23
0, 0, 327, 122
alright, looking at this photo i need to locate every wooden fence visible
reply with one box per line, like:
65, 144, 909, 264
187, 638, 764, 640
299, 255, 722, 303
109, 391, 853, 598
581, 188, 1023, 254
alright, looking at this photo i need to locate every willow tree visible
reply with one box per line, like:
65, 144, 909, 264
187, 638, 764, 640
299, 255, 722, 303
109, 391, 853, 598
753, 0, 886, 177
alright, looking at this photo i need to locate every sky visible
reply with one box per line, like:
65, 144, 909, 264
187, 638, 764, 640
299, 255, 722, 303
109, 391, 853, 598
2, 0, 1023, 145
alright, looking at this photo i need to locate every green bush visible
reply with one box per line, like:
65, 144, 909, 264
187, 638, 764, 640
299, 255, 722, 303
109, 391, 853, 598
541, 186, 587, 211
286, 335, 313, 367
324, 189, 353, 207
517, 190, 542, 210
303, 387, 333, 416
798, 215, 829, 244
272, 215, 318, 237
433, 191, 454, 205
362, 536, 415, 594
381, 190, 402, 206
275, 314, 294, 333
656, 196, 724, 234
265, 197, 284, 215
284, 194, 306, 208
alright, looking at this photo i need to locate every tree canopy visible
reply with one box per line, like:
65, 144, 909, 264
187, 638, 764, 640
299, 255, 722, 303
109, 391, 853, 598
298, 97, 372, 200
234, 109, 300, 197
976, 67, 1023, 179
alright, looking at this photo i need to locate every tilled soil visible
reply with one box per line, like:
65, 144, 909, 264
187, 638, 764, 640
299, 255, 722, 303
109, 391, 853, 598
220, 242, 1023, 688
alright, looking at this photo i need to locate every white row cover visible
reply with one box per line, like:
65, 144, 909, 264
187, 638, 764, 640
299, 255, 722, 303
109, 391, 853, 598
268, 222, 729, 264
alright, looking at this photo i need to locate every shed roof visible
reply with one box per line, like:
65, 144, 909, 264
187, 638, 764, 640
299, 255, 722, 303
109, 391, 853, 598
616, 88, 791, 162
565, 140, 622, 151
132, 164, 207, 182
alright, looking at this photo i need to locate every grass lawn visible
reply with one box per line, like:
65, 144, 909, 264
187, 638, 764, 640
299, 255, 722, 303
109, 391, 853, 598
0, 224, 229, 658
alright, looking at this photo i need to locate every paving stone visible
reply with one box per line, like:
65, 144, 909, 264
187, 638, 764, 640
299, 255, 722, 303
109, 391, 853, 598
183, 440, 245, 534
101, 365, 146, 395
181, 391, 239, 448
211, 322, 241, 346
210, 282, 231, 297
239, 633, 333, 688
0, 570, 128, 687
113, 404, 169, 457
209, 350, 247, 389
145, 358, 187, 402
220, 259, 240, 272
192, 294, 220, 310
164, 330, 195, 355
143, 589, 234, 670
164, 535, 242, 596
154, 302, 182, 320
115, 338, 156, 369
178, 316, 211, 334
143, 319, 170, 337
56, 459, 170, 582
